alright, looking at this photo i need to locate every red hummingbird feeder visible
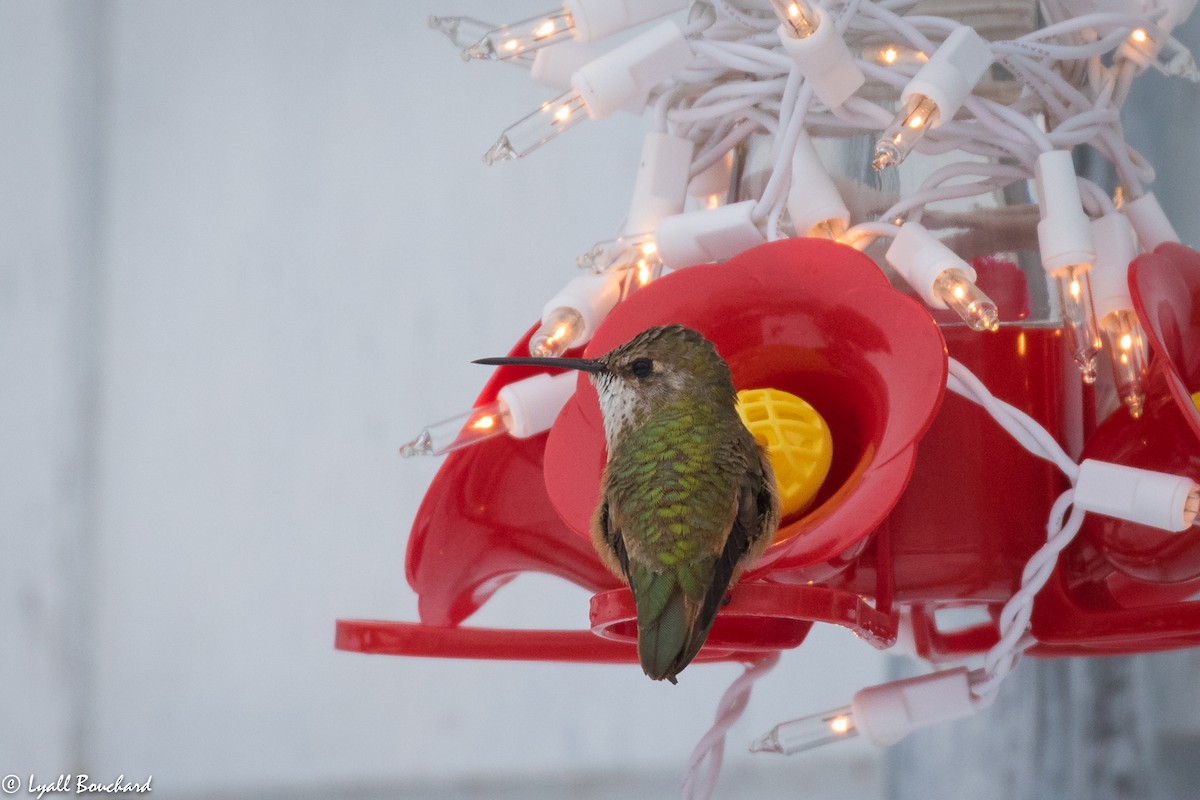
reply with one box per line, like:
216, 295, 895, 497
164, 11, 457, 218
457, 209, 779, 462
337, 235, 1200, 665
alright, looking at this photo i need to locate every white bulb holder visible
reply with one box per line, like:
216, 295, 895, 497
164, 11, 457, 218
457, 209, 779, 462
1075, 459, 1200, 532
851, 667, 978, 747
498, 372, 578, 438
901, 26, 993, 127
885, 222, 976, 309
571, 20, 694, 118
655, 200, 766, 268
1034, 150, 1095, 273
788, 131, 850, 237
687, 153, 733, 199
776, 6, 865, 108
567, 0, 688, 43
1089, 213, 1138, 319
1123, 192, 1181, 251
530, 39, 610, 90
542, 271, 624, 343
625, 131, 695, 234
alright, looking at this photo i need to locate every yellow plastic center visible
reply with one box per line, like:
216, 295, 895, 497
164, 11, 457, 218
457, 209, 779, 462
736, 388, 833, 522
1192, 391, 1200, 415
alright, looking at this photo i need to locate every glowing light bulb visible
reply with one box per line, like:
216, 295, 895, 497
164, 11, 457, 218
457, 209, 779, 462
529, 307, 586, 357
872, 26, 992, 169
619, 240, 665, 298
873, 94, 940, 170
578, 234, 664, 297
1052, 264, 1102, 384
1119, 24, 1200, 81
634, 241, 662, 284
400, 402, 513, 457
483, 20, 693, 163
869, 44, 928, 67
483, 90, 589, 164
750, 705, 858, 754
1099, 309, 1149, 418
933, 268, 1000, 331
462, 9, 575, 61
769, 0, 819, 38
577, 232, 658, 272
808, 218, 848, 240
400, 372, 579, 457
884, 222, 997, 329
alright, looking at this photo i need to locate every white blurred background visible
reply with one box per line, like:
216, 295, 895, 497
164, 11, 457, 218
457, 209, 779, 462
2, 2, 887, 797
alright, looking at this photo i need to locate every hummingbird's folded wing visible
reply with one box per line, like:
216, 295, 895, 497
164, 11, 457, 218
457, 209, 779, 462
591, 491, 631, 582
686, 452, 780, 667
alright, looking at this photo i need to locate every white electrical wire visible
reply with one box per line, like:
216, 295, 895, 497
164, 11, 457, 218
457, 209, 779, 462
682, 653, 780, 800
430, 0, 1200, 786
753, 80, 813, 222
944, 358, 1087, 703
972, 490, 1087, 702
947, 358, 1080, 481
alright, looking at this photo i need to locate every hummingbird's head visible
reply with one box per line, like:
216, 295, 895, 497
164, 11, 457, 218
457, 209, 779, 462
474, 324, 736, 448
589, 325, 736, 438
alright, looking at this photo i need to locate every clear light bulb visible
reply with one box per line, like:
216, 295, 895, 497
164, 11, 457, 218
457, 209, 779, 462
483, 90, 589, 164
1154, 35, 1200, 82
768, 0, 819, 38
529, 307, 585, 357
750, 705, 858, 754
461, 8, 575, 61
577, 232, 654, 272
632, 240, 663, 284
620, 241, 665, 298
430, 16, 529, 59
807, 217, 848, 241
872, 94, 940, 170
933, 268, 1000, 331
868, 44, 928, 68
1123, 27, 1200, 82
1052, 264, 1102, 384
1099, 309, 1150, 418
399, 402, 512, 458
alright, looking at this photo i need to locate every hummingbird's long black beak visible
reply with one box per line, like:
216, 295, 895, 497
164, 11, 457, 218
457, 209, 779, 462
473, 356, 606, 373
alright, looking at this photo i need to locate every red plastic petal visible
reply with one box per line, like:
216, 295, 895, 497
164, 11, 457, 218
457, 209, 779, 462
544, 238, 947, 582
1129, 242, 1200, 439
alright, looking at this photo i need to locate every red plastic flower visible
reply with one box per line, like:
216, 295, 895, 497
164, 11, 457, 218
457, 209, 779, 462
339, 238, 948, 661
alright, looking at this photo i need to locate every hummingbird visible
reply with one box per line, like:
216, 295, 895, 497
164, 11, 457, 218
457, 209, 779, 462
475, 324, 780, 682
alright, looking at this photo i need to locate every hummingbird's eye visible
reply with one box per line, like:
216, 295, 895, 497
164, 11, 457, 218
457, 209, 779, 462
630, 358, 654, 378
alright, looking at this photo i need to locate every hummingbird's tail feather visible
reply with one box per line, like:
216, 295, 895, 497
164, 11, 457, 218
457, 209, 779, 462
632, 561, 717, 683
637, 581, 689, 683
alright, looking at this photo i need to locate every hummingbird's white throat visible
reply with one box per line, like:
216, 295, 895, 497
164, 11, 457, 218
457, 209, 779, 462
590, 373, 640, 452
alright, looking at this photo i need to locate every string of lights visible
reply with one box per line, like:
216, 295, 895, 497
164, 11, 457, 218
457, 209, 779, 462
406, 1, 1200, 797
